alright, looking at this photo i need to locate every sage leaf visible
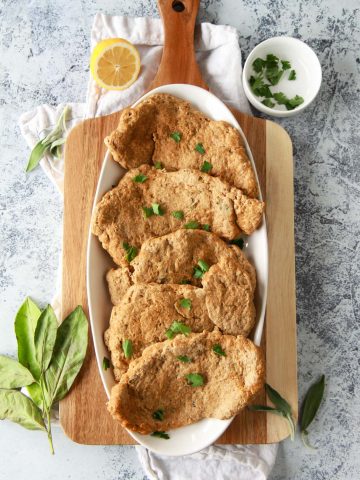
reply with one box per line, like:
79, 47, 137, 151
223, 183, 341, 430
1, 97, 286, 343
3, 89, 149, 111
43, 306, 88, 405
0, 389, 45, 431
15, 297, 41, 379
0, 356, 35, 389
265, 383, 292, 416
26, 140, 49, 173
300, 375, 325, 448
34, 305, 58, 375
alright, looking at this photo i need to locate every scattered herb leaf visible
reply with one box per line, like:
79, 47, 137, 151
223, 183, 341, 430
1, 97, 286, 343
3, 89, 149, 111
281, 60, 291, 70
184, 220, 199, 229
185, 373, 204, 387
0, 355, 35, 389
165, 321, 191, 339
289, 69, 296, 80
102, 357, 110, 371
195, 143, 205, 154
154, 161, 163, 169
213, 344, 226, 356
300, 375, 325, 449
123, 242, 138, 262
170, 131, 181, 143
151, 431, 170, 439
122, 339, 133, 359
152, 409, 164, 421
193, 259, 210, 279
252, 57, 266, 73
133, 174, 148, 183
177, 355, 192, 363
179, 298, 192, 309
262, 98, 276, 108
201, 161, 212, 173
172, 210, 184, 220
152, 203, 164, 216
285, 95, 304, 110
142, 206, 154, 218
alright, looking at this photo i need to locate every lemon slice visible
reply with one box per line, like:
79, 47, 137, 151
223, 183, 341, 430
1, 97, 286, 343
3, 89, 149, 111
90, 38, 141, 91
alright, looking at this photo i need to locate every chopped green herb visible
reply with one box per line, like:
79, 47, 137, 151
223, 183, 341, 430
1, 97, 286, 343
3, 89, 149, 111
154, 161, 163, 169
152, 409, 164, 421
165, 321, 191, 339
184, 220, 199, 229
266, 66, 283, 86
202, 224, 211, 232
213, 344, 226, 356
122, 339, 133, 359
285, 94, 304, 110
273, 92, 289, 105
250, 74, 273, 98
288, 69, 296, 80
122, 242, 138, 262
102, 357, 110, 371
179, 298, 192, 309
133, 174, 148, 183
151, 431, 170, 439
201, 161, 212, 173
262, 98, 275, 108
265, 53, 279, 66
195, 143, 205, 155
230, 237, 244, 249
193, 259, 210, 279
152, 203, 164, 216
172, 210, 184, 220
185, 373, 204, 387
177, 355, 192, 363
180, 279, 191, 285
252, 57, 266, 73
281, 60, 291, 70
142, 206, 154, 218
170, 131, 181, 143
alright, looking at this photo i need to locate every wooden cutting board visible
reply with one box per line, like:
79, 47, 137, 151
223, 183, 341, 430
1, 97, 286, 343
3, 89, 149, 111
60, 0, 297, 445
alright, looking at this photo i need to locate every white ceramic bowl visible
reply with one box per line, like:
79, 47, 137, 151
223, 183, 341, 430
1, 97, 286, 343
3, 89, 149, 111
87, 84, 268, 456
243, 36, 322, 117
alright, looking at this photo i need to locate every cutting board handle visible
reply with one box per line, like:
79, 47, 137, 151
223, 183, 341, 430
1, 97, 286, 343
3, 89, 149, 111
149, 0, 208, 90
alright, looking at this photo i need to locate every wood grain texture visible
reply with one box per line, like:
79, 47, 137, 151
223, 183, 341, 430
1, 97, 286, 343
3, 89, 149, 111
60, 108, 297, 445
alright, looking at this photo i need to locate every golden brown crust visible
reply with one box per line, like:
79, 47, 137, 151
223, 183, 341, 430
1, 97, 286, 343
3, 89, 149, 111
107, 331, 265, 434
105, 93, 258, 198
91, 165, 264, 265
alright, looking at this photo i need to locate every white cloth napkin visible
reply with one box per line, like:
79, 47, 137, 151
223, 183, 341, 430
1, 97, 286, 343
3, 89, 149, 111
19, 13, 277, 480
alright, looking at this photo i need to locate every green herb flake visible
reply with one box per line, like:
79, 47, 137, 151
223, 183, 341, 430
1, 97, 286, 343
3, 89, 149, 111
213, 344, 226, 356
180, 279, 191, 285
133, 174, 148, 183
193, 259, 210, 279
154, 161, 163, 169
151, 431, 170, 439
152, 203, 165, 216
262, 98, 275, 108
142, 206, 154, 218
201, 161, 213, 173
252, 57, 266, 73
102, 357, 111, 371
288, 69, 296, 80
122, 339, 133, 359
179, 298, 192, 309
122, 242, 138, 262
195, 143, 205, 155
281, 60, 291, 70
285, 95, 304, 110
170, 131, 181, 143
198, 259, 209, 272
172, 210, 184, 220
202, 224, 211, 232
184, 220, 199, 229
273, 92, 289, 105
152, 409, 165, 421
266, 66, 283, 86
250, 74, 273, 98
165, 321, 192, 339
230, 237, 244, 249
177, 355, 192, 363
185, 373, 204, 387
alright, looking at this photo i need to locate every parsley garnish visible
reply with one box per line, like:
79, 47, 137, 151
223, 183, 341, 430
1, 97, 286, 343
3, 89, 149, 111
151, 431, 170, 439
249, 74, 273, 98
193, 259, 209, 279
102, 357, 110, 371
273, 92, 288, 105
152, 409, 164, 421
165, 321, 191, 339
172, 210, 184, 220
195, 143, 205, 154
230, 237, 244, 249
123, 242, 138, 262
170, 131, 181, 143
213, 344, 226, 356
152, 203, 164, 215
201, 161, 212, 173
184, 220, 199, 229
154, 161, 163, 169
252, 57, 266, 73
179, 298, 192, 309
289, 69, 296, 80
202, 224, 211, 232
262, 98, 275, 108
122, 339, 133, 359
177, 355, 192, 363
142, 206, 154, 218
273, 92, 304, 110
133, 174, 148, 183
185, 373, 204, 387
281, 60, 291, 70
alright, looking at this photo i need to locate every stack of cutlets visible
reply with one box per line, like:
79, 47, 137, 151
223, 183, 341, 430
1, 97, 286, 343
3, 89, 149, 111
91, 94, 265, 434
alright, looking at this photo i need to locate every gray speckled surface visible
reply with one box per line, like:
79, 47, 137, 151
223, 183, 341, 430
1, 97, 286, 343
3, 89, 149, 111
0, 1, 359, 479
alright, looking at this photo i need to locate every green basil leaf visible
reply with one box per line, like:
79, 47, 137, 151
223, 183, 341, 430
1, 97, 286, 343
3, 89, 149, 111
179, 298, 191, 309
43, 306, 88, 405
151, 431, 170, 439
133, 174, 148, 183
0, 389, 45, 431
172, 210, 184, 220
201, 161, 212, 173
0, 356, 35, 389
34, 305, 58, 374
185, 373, 204, 387
177, 355, 192, 363
212, 344, 226, 356
14, 297, 41, 380
152, 409, 164, 421
122, 339, 133, 359
265, 383, 292, 416
195, 143, 205, 154
26, 140, 49, 173
170, 132, 181, 143
300, 375, 325, 433
122, 242, 137, 262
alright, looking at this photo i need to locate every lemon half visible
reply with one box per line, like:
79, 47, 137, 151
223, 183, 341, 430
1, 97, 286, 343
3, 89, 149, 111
90, 38, 141, 91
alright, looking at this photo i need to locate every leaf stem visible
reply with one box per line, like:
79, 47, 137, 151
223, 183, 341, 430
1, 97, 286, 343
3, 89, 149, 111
46, 408, 54, 455
39, 377, 54, 454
